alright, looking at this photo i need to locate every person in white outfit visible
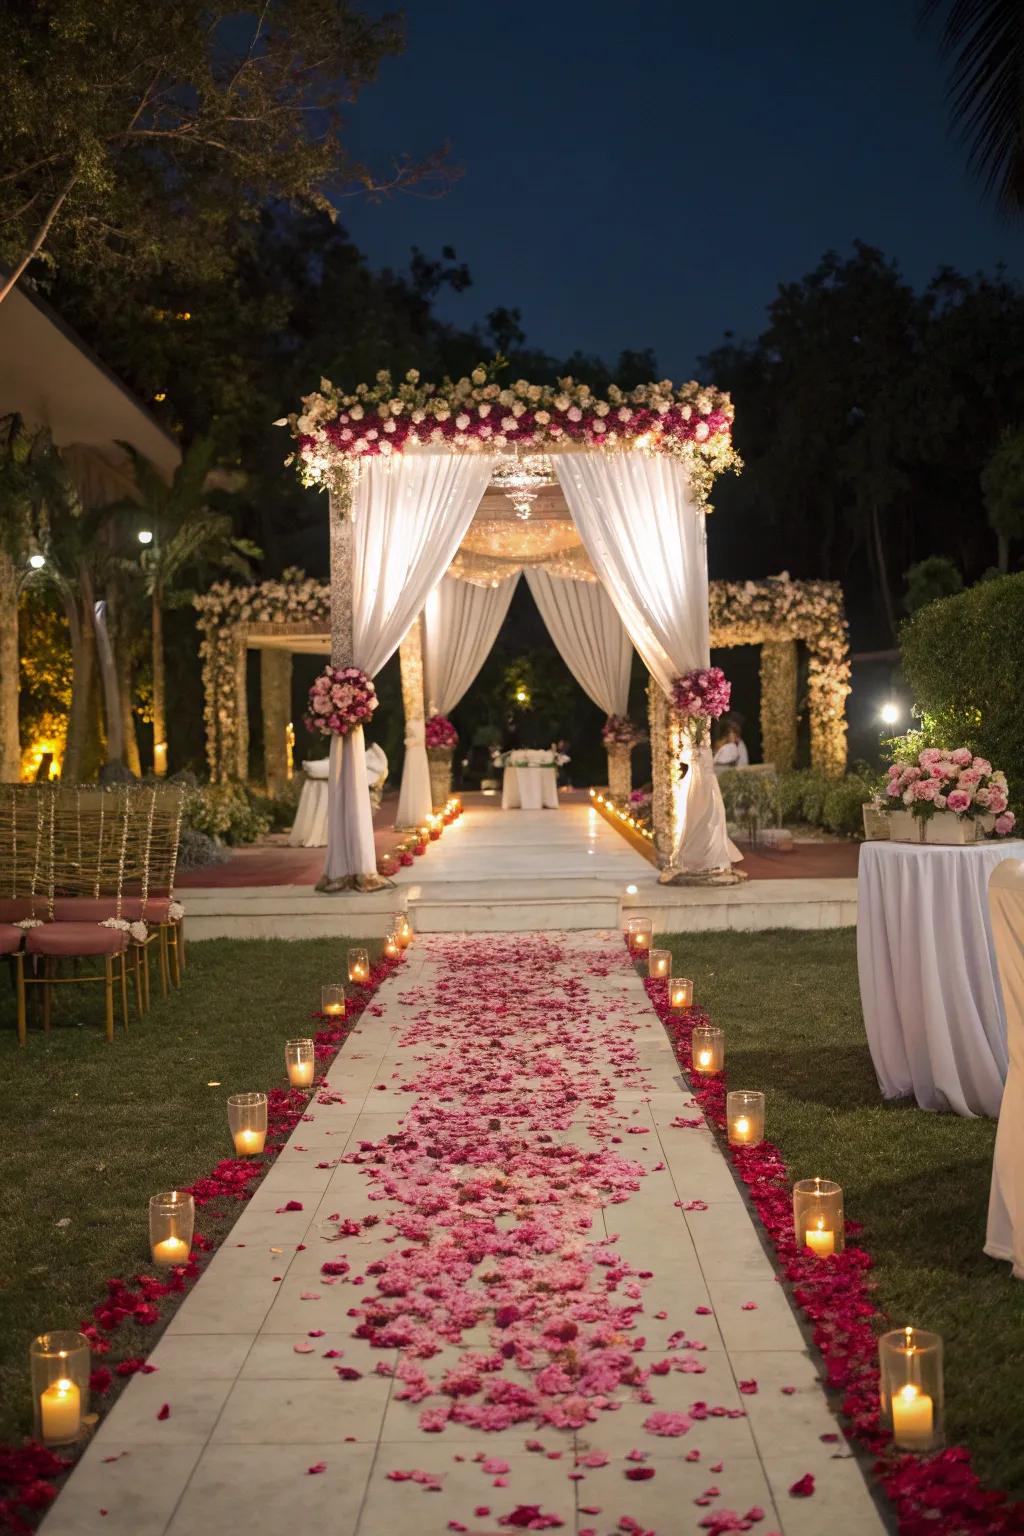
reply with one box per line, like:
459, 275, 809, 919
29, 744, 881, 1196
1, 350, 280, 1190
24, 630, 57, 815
713, 713, 749, 771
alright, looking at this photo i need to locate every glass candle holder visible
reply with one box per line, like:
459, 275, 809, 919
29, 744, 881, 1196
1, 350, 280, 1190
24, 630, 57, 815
726, 1090, 765, 1147
149, 1190, 195, 1267
627, 916, 653, 953
321, 984, 346, 1018
383, 929, 401, 961
879, 1327, 944, 1452
31, 1331, 89, 1445
285, 1038, 316, 1088
691, 1025, 725, 1074
228, 1091, 268, 1156
394, 913, 413, 950
648, 948, 671, 980
792, 1177, 844, 1257
347, 947, 370, 986
669, 976, 694, 1010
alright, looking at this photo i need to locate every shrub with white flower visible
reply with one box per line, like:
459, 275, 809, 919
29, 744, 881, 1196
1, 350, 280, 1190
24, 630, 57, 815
304, 666, 378, 739
883, 747, 1015, 834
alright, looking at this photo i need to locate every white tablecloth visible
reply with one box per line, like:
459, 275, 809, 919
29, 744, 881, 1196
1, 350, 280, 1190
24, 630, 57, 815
501, 765, 559, 810
289, 775, 329, 847
985, 859, 1024, 1274
857, 839, 1024, 1116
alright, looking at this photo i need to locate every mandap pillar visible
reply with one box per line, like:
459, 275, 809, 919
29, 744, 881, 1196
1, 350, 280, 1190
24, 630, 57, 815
260, 648, 293, 795
759, 640, 798, 771
606, 743, 633, 802
396, 617, 429, 828
233, 634, 250, 781
647, 678, 684, 871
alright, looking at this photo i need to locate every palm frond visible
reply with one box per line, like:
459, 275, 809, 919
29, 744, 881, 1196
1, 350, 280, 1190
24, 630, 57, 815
921, 0, 1024, 214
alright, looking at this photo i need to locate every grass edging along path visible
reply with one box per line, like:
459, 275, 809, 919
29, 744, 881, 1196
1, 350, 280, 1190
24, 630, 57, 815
0, 937, 381, 1455
656, 928, 1024, 1501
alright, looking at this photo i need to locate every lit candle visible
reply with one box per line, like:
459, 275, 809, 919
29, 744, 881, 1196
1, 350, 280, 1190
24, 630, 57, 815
731, 1115, 753, 1144
152, 1236, 190, 1266
670, 978, 693, 1009
696, 1048, 713, 1070
892, 1383, 934, 1450
324, 1002, 344, 1017
233, 1127, 266, 1156
287, 1059, 314, 1088
383, 936, 400, 960
352, 964, 367, 983
40, 1377, 81, 1444
805, 1217, 835, 1258
648, 949, 670, 979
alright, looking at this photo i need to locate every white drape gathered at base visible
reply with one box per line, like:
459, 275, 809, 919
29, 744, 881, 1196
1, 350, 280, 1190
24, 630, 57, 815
553, 453, 736, 873
424, 575, 519, 715
325, 453, 494, 882
986, 858, 1024, 1276
395, 714, 431, 830
524, 567, 631, 717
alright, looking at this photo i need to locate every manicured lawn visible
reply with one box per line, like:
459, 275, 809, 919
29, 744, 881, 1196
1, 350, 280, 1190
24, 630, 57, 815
657, 928, 1024, 1499
0, 937, 374, 1447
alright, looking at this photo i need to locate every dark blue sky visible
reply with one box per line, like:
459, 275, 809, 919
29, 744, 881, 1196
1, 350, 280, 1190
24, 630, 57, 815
342, 0, 1024, 379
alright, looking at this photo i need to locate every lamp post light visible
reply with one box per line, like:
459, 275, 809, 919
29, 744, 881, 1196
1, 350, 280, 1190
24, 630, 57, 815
138, 529, 153, 546
879, 701, 901, 728
16, 552, 46, 595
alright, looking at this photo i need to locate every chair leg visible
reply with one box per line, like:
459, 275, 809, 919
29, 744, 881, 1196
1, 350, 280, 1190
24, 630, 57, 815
131, 946, 145, 1018
42, 957, 52, 1033
119, 952, 130, 1030
142, 941, 151, 1013
104, 956, 114, 1043
15, 952, 26, 1047
169, 925, 181, 988
158, 927, 170, 998
178, 919, 186, 973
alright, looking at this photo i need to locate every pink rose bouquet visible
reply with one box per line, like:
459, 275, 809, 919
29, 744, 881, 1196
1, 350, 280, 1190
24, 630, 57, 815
670, 667, 732, 720
883, 747, 1015, 834
304, 665, 378, 739
602, 715, 645, 748
425, 714, 458, 752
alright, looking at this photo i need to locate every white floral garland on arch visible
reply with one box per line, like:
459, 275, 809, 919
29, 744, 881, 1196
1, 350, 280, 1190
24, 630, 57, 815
278, 363, 741, 510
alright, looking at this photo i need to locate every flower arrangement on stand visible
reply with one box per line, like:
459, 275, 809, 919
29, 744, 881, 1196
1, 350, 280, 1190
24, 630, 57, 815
425, 715, 458, 812
602, 716, 645, 800
303, 666, 377, 739
881, 748, 1016, 843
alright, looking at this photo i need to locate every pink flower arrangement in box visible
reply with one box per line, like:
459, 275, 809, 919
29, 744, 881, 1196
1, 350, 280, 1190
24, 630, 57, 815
601, 714, 645, 748
303, 666, 378, 739
884, 748, 1015, 834
670, 666, 731, 720
425, 714, 458, 752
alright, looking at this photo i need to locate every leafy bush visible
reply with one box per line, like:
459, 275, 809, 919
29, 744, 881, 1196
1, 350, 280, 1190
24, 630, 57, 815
183, 781, 270, 845
248, 778, 302, 832
774, 767, 872, 837
717, 770, 780, 830
176, 824, 230, 870
821, 773, 873, 836
900, 573, 1024, 805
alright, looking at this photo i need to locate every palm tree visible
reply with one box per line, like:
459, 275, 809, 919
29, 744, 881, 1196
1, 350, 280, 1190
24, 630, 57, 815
116, 440, 259, 776
921, 1, 1024, 215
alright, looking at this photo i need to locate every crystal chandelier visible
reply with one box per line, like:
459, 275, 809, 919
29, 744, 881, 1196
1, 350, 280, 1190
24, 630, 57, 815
490, 452, 554, 520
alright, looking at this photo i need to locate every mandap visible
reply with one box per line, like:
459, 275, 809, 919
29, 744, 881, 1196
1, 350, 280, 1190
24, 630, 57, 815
258, 365, 846, 890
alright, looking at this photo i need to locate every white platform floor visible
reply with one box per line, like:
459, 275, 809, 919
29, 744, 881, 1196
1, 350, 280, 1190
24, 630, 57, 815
41, 933, 885, 1536
183, 805, 858, 938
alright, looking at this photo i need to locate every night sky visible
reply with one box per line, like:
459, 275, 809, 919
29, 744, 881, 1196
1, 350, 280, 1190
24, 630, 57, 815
343, 0, 1024, 377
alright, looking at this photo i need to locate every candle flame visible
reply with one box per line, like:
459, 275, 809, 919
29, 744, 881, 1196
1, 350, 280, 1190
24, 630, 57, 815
897, 1383, 920, 1403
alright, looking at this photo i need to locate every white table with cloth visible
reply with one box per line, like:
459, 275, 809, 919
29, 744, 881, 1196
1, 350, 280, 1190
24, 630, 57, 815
289, 746, 388, 848
501, 765, 560, 810
857, 839, 1024, 1117
985, 858, 1024, 1276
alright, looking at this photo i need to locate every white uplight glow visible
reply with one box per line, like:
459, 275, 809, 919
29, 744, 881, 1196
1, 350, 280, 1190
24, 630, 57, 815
879, 701, 901, 727
138, 530, 154, 546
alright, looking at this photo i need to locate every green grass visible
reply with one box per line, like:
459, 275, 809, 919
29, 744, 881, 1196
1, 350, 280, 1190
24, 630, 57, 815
0, 937, 375, 1447
657, 928, 1024, 1499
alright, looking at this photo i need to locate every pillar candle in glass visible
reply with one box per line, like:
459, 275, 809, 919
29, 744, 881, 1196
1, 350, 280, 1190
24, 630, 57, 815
149, 1190, 195, 1267
648, 948, 671, 980
347, 947, 370, 986
227, 1091, 268, 1156
726, 1090, 765, 1147
879, 1327, 943, 1452
792, 1177, 844, 1257
285, 1038, 316, 1088
669, 976, 694, 1010
31, 1331, 89, 1446
691, 1025, 725, 1074
394, 913, 413, 951
383, 929, 401, 961
321, 984, 346, 1018
627, 916, 653, 953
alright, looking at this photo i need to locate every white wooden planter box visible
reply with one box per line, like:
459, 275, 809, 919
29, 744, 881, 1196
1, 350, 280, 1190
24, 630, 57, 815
923, 811, 980, 845
887, 810, 922, 843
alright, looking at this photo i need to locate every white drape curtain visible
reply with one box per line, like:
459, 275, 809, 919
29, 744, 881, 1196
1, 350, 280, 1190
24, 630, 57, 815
424, 574, 519, 715
325, 453, 494, 881
524, 566, 631, 717
395, 680, 432, 829
553, 453, 736, 873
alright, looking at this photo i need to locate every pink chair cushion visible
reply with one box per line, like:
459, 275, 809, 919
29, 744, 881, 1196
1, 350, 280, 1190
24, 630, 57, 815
51, 897, 171, 923
27, 923, 129, 957
0, 924, 23, 956
0, 898, 48, 923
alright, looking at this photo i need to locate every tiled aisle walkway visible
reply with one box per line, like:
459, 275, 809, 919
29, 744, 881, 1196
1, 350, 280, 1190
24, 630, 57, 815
42, 935, 886, 1536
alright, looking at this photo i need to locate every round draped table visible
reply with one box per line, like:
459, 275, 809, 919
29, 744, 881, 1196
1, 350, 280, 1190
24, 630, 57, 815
501, 765, 559, 810
857, 838, 1024, 1117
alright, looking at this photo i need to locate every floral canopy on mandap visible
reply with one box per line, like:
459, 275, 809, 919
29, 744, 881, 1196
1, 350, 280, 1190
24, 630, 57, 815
255, 363, 846, 890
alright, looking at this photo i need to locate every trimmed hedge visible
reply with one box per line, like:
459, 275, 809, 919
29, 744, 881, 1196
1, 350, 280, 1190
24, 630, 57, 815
900, 573, 1024, 805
